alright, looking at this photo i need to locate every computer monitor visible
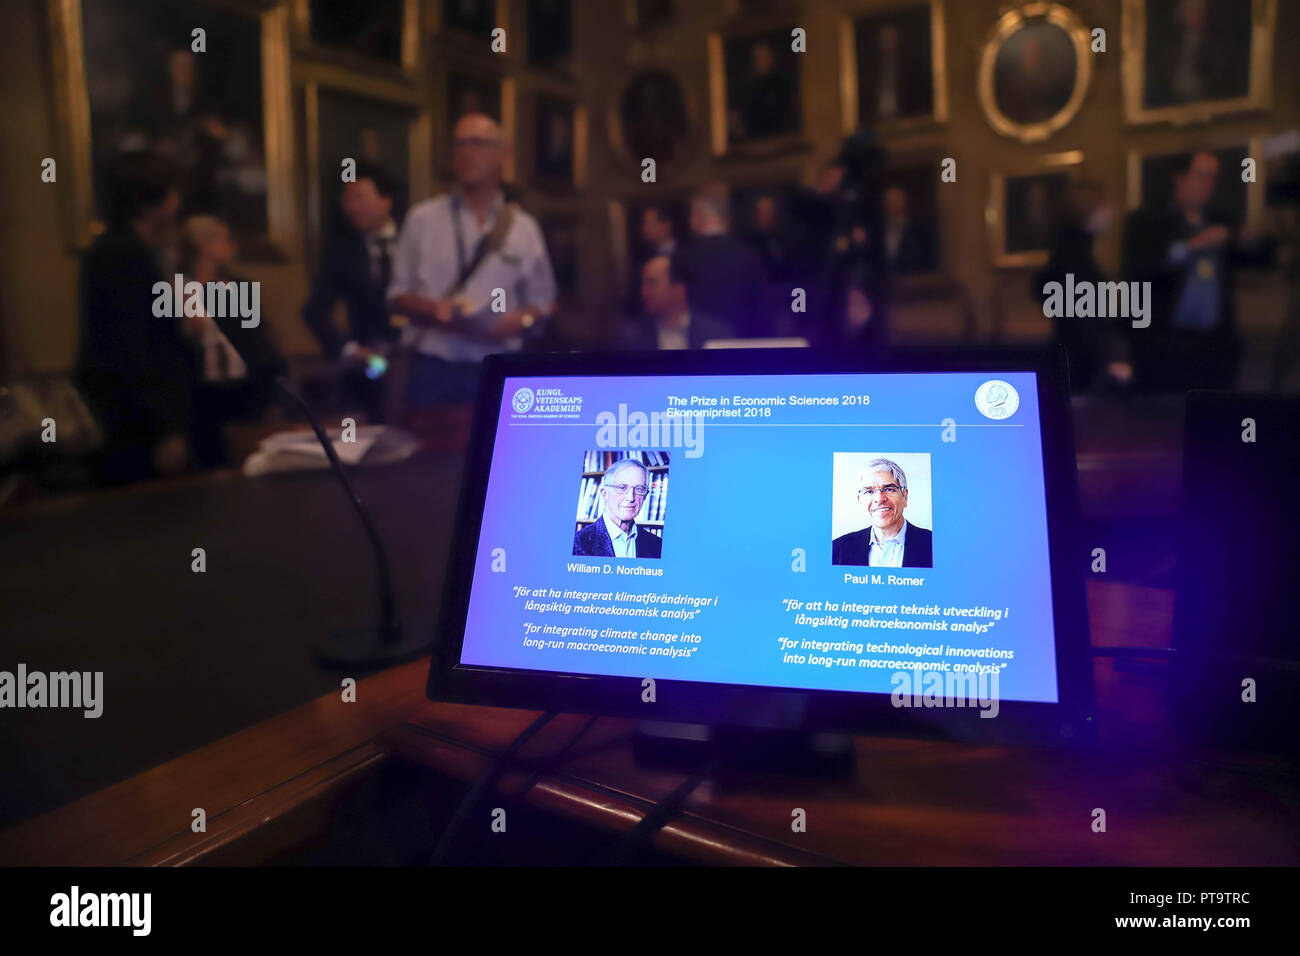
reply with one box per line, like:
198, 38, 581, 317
429, 347, 1095, 746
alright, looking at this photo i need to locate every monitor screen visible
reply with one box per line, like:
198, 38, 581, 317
453, 369, 1060, 707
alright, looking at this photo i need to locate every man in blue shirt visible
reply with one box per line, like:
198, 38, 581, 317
387, 114, 556, 406
1122, 150, 1270, 391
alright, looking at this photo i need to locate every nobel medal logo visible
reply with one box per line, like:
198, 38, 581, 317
512, 387, 535, 413
975, 380, 1019, 420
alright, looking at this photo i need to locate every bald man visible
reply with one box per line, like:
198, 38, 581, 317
388, 113, 556, 405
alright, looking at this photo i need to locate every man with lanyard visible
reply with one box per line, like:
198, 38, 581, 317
387, 113, 556, 405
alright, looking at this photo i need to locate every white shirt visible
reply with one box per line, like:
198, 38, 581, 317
656, 311, 691, 350
602, 510, 639, 559
868, 520, 908, 568
387, 190, 556, 362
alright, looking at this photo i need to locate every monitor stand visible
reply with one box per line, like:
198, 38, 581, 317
633, 720, 856, 782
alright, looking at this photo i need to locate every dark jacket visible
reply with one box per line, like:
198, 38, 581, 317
302, 227, 397, 357
1122, 205, 1244, 339
1121, 204, 1271, 390
676, 234, 768, 338
76, 227, 197, 473
831, 521, 933, 569
616, 311, 735, 350
573, 520, 663, 559
1037, 222, 1115, 391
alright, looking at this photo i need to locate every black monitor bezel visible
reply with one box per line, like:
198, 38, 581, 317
427, 346, 1096, 748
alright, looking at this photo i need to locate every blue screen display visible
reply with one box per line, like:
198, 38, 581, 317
458, 372, 1059, 704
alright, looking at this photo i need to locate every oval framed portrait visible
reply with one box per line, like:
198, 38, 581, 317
978, 2, 1092, 143
607, 67, 698, 175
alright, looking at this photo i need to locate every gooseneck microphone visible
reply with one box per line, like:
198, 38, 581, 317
276, 376, 431, 666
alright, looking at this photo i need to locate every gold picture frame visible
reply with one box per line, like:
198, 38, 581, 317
47, 0, 297, 257
431, 0, 510, 52
291, 0, 421, 77
707, 22, 808, 159
839, 0, 950, 136
529, 88, 588, 191
986, 150, 1083, 269
977, 2, 1092, 144
1125, 139, 1265, 227
1121, 0, 1275, 126
302, 80, 433, 268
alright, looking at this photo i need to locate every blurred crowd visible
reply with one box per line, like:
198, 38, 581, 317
70, 118, 1284, 486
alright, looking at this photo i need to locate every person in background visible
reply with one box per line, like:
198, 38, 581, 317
1036, 180, 1132, 392
829, 250, 887, 352
787, 160, 845, 343
301, 162, 402, 420
625, 204, 678, 312
676, 182, 767, 338
880, 185, 936, 276
76, 151, 195, 485
178, 215, 285, 468
747, 193, 797, 336
387, 113, 556, 406
1122, 150, 1271, 391
619, 254, 734, 350
640, 204, 678, 259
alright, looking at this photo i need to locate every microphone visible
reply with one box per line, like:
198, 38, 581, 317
275, 376, 431, 666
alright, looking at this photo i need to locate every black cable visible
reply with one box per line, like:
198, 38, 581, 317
600, 729, 756, 867
275, 376, 399, 643
427, 709, 557, 866
512, 714, 601, 799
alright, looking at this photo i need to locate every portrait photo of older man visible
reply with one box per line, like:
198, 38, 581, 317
831, 455, 933, 568
573, 456, 664, 559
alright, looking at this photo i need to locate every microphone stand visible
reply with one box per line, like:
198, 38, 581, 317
276, 377, 431, 666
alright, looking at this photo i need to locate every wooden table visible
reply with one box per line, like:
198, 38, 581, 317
3, 579, 1295, 867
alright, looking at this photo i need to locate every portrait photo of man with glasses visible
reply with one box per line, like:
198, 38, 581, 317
831, 455, 933, 569
573, 454, 665, 559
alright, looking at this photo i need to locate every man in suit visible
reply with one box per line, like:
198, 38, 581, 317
676, 182, 769, 338
302, 162, 402, 419
618, 254, 735, 350
831, 458, 933, 568
573, 458, 663, 559
1122, 150, 1270, 391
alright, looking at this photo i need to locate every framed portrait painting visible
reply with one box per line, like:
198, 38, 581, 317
608, 68, 696, 176
48, 0, 296, 256
1122, 0, 1276, 125
293, 0, 419, 74
977, 2, 1092, 144
841, 1, 949, 133
987, 151, 1084, 268
532, 93, 587, 191
709, 25, 805, 156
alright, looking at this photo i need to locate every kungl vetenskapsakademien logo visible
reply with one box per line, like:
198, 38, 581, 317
512, 387, 535, 413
